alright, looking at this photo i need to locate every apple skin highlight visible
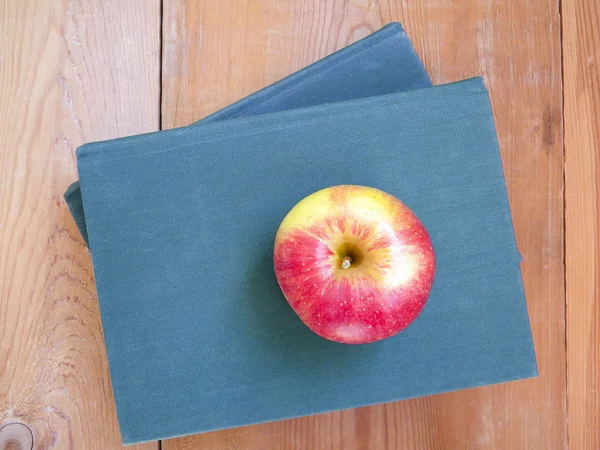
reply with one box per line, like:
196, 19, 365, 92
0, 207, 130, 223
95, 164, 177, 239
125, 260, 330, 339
274, 185, 436, 344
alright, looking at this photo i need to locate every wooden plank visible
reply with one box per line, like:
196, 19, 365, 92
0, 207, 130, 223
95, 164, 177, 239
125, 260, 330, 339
0, 0, 160, 448
161, 1, 565, 448
564, 0, 600, 448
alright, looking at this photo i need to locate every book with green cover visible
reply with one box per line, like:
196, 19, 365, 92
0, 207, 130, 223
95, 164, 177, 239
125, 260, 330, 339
76, 78, 537, 444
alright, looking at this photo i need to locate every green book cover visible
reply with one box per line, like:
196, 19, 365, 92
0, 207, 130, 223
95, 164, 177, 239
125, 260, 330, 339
77, 78, 536, 444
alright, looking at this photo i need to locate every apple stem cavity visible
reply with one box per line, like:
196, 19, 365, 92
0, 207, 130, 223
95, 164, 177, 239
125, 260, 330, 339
341, 256, 352, 269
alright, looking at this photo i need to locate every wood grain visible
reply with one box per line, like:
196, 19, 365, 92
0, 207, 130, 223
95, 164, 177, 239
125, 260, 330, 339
161, 1, 565, 449
0, 0, 160, 448
564, 0, 600, 448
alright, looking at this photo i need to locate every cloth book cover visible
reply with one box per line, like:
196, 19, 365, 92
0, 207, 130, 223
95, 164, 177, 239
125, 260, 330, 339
76, 78, 537, 444
64, 22, 431, 244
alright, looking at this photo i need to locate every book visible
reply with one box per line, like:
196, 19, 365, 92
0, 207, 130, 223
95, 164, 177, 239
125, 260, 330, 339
76, 78, 537, 444
65, 22, 431, 244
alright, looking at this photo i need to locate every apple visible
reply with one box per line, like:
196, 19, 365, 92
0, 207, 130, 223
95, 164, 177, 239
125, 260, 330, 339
273, 185, 435, 344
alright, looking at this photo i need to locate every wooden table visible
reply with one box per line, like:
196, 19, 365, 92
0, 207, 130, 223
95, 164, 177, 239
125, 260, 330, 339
0, 1, 597, 448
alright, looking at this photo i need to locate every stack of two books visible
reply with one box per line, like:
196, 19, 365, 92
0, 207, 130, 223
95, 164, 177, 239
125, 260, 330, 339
66, 23, 536, 444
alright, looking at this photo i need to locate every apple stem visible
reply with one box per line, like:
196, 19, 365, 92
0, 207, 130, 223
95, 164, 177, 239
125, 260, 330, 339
341, 256, 352, 269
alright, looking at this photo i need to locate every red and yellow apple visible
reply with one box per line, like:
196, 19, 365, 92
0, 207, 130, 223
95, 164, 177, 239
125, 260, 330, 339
273, 185, 435, 344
